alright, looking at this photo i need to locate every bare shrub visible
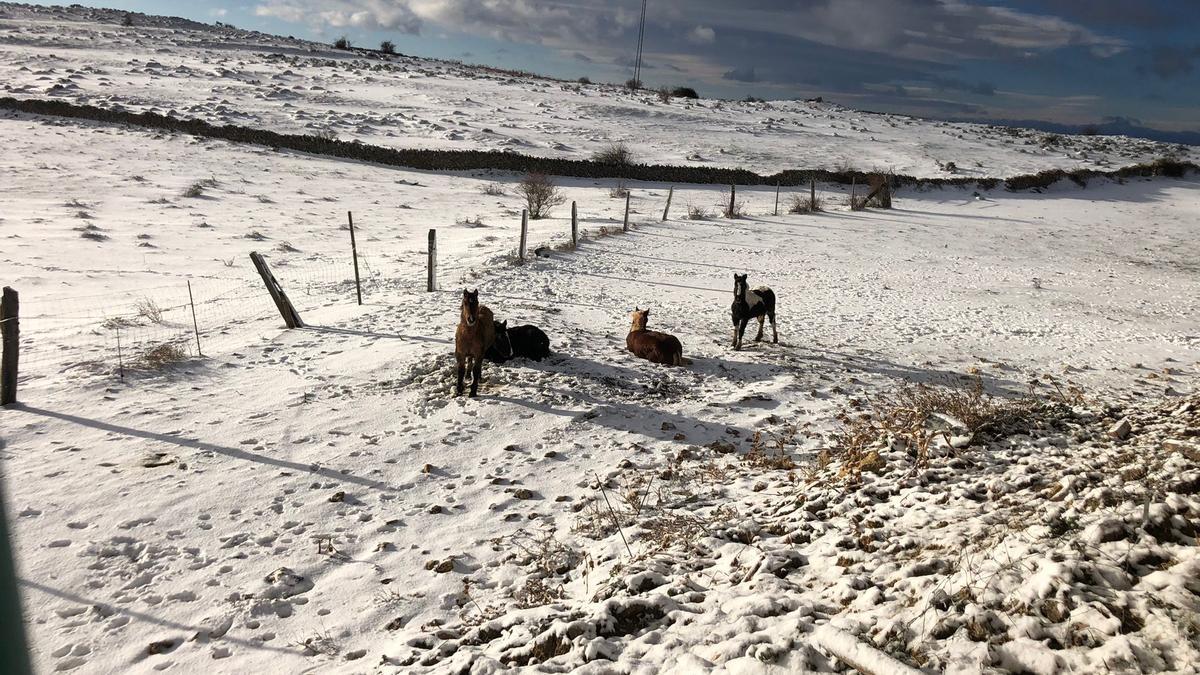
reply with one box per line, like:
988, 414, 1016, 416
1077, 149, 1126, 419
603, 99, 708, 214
625, 78, 642, 90
593, 142, 633, 166
788, 194, 816, 214
686, 204, 710, 220
481, 183, 505, 196
609, 181, 630, 198
656, 86, 671, 103
723, 199, 745, 219
518, 172, 566, 219
135, 298, 165, 324
379, 40, 395, 55
333, 36, 351, 50
577, 76, 591, 85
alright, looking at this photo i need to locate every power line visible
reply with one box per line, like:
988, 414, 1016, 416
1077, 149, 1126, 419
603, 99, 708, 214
633, 0, 648, 87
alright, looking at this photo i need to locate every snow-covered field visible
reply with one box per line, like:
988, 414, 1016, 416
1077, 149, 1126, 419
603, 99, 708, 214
2, 2, 1197, 178
1, 4, 1199, 675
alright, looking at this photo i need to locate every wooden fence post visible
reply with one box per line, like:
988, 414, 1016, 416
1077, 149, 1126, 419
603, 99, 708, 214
427, 229, 437, 292
114, 322, 124, 380
727, 185, 736, 218
774, 182, 780, 216
623, 193, 631, 232
187, 280, 202, 357
811, 178, 817, 210
662, 186, 673, 221
249, 252, 303, 328
1, 287, 18, 406
518, 209, 528, 259
347, 211, 362, 305
571, 201, 578, 246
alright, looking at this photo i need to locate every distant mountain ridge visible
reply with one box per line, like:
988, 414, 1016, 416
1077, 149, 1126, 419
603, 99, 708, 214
964, 117, 1199, 148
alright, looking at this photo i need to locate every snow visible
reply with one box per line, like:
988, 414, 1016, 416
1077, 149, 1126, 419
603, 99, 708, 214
1, 4, 1199, 675
1, 2, 1196, 179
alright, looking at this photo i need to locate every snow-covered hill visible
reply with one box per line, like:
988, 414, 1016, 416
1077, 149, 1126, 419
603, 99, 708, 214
1, 2, 1195, 178
1, 4, 1198, 675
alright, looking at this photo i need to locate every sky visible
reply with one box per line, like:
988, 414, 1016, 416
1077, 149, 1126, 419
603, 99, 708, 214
54, 1, 1200, 135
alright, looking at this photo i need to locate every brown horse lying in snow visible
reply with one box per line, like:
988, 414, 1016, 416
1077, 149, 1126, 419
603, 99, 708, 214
626, 308, 687, 366
455, 289, 496, 396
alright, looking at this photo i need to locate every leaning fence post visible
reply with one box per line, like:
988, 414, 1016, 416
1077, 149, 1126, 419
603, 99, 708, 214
727, 185, 736, 218
427, 229, 437, 292
249, 252, 303, 329
662, 186, 673, 221
1, 287, 18, 406
811, 177, 817, 210
571, 201, 578, 247
187, 280, 202, 357
347, 211, 362, 305
622, 193, 631, 232
518, 209, 528, 259
774, 182, 780, 216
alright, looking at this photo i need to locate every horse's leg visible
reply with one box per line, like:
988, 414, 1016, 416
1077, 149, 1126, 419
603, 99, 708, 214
455, 354, 466, 396
470, 356, 483, 397
735, 319, 747, 350
769, 311, 778, 343
754, 315, 765, 341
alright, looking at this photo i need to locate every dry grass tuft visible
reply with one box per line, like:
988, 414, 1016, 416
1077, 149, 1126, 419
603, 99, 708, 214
137, 343, 188, 370
744, 427, 798, 471
832, 376, 1057, 479
135, 297, 165, 324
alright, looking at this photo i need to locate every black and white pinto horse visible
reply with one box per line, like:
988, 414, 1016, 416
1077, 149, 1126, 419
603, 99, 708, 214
730, 273, 777, 350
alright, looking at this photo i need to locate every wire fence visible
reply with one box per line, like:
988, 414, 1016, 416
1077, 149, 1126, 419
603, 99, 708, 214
6, 184, 840, 391
12, 244, 386, 384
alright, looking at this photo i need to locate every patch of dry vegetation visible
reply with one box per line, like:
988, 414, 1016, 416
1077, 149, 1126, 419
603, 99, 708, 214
831, 376, 1068, 480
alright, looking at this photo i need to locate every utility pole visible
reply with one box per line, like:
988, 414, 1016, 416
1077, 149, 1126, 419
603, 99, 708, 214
633, 0, 648, 87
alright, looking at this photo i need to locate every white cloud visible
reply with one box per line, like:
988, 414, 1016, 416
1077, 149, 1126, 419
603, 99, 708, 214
687, 25, 714, 45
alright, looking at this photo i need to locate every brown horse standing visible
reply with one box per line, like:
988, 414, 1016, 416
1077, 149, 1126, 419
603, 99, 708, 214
455, 289, 496, 396
626, 308, 686, 366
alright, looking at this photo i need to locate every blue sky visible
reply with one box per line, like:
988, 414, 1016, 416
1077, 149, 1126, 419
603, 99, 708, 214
60, 1, 1200, 134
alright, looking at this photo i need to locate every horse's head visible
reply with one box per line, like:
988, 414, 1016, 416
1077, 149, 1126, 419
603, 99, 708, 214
630, 307, 649, 332
461, 289, 481, 327
493, 320, 513, 358
733, 273, 748, 297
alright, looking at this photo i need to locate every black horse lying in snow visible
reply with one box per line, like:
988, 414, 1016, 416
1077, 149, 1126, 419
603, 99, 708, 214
485, 321, 551, 362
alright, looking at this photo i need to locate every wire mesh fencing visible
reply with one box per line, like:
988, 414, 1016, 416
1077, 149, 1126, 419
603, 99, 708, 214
12, 240, 391, 386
